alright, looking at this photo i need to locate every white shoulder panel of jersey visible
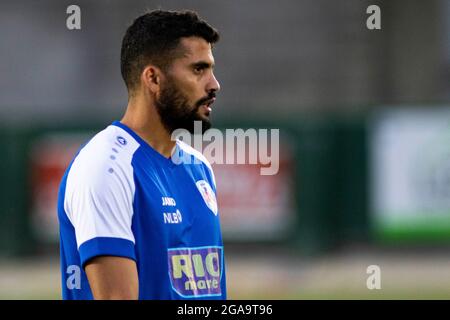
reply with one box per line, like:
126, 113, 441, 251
177, 140, 217, 188
64, 125, 140, 249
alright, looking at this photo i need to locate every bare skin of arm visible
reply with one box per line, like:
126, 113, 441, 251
85, 256, 139, 300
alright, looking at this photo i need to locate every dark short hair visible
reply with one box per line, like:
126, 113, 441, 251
120, 9, 220, 93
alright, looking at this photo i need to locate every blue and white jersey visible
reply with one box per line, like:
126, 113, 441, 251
58, 121, 226, 300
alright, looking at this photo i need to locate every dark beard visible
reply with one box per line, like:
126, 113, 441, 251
154, 79, 214, 134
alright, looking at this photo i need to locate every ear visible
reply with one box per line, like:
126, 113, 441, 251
141, 65, 161, 94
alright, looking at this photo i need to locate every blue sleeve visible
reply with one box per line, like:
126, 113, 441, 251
78, 237, 136, 268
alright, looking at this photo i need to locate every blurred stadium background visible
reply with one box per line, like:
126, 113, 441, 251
1, 0, 450, 299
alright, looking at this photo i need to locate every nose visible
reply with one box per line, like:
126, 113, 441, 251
207, 72, 220, 93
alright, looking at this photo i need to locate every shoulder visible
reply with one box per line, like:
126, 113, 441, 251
71, 125, 140, 174
177, 140, 213, 170
65, 124, 141, 193
176, 140, 217, 187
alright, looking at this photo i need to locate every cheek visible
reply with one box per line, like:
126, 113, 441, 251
180, 79, 203, 104
169, 69, 204, 104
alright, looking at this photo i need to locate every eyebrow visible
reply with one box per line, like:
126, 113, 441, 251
191, 61, 215, 69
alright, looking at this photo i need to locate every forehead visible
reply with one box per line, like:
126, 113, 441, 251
176, 37, 215, 63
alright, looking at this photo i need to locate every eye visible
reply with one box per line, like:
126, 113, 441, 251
193, 66, 204, 74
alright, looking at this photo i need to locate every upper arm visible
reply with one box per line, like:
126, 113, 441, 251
64, 142, 137, 267
63, 137, 139, 297
85, 256, 138, 300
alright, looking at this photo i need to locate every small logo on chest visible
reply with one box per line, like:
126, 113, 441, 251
163, 209, 183, 224
162, 196, 182, 224
162, 197, 176, 206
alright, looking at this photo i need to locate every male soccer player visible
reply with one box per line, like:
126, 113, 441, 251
58, 10, 226, 300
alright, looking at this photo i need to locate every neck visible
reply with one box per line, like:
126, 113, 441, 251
120, 94, 176, 158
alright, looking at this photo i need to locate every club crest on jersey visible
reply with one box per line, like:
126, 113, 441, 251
196, 180, 218, 216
